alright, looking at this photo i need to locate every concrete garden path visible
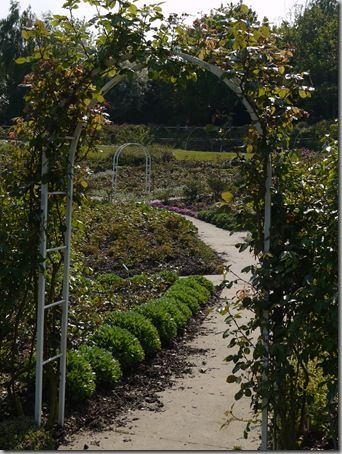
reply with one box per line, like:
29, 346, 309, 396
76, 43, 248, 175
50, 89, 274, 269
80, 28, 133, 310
60, 217, 260, 451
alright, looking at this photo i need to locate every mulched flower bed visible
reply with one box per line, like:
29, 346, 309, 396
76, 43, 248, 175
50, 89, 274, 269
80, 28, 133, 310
53, 294, 220, 449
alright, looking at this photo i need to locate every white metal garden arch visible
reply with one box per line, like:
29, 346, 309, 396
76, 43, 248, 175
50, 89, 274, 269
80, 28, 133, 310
35, 51, 271, 450
35, 72, 127, 427
112, 142, 151, 196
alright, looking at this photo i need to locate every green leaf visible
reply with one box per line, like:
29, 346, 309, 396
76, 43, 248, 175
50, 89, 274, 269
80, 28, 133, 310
240, 4, 249, 14
128, 4, 138, 15
22, 30, 30, 40
93, 93, 105, 103
221, 191, 233, 203
15, 57, 28, 64
198, 48, 206, 60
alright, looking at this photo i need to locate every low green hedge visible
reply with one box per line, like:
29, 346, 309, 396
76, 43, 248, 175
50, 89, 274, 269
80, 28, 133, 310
164, 286, 200, 314
61, 275, 214, 407
169, 297, 193, 322
92, 324, 145, 371
190, 275, 215, 295
79, 345, 122, 387
149, 297, 189, 329
198, 209, 238, 231
135, 303, 178, 345
176, 279, 211, 302
66, 351, 96, 402
105, 311, 161, 357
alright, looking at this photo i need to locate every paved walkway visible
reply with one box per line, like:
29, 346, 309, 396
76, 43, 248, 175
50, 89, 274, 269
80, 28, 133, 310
59, 217, 260, 451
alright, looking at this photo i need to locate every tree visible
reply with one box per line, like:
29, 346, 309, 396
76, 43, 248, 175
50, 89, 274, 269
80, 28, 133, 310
0, 1, 35, 124
278, 0, 338, 122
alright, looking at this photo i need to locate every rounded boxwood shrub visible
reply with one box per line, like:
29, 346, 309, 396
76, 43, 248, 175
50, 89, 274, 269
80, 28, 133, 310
165, 287, 200, 314
105, 311, 161, 357
192, 275, 215, 295
135, 303, 177, 345
150, 297, 188, 329
172, 298, 193, 320
92, 324, 145, 371
79, 345, 122, 387
0, 417, 55, 450
176, 278, 210, 303
66, 351, 96, 402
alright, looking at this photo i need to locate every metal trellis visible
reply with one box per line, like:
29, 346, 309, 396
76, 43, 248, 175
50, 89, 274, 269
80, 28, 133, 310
35, 73, 128, 426
35, 151, 71, 426
112, 142, 152, 196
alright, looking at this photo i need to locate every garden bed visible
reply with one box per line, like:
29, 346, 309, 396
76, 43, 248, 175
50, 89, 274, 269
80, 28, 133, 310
73, 200, 224, 276
54, 292, 219, 449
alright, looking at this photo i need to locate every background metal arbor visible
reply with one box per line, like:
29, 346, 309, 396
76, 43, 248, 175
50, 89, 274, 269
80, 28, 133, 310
112, 142, 152, 196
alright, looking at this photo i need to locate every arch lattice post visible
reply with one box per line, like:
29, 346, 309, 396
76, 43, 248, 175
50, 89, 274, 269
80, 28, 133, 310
112, 142, 152, 197
174, 50, 271, 450
35, 72, 127, 427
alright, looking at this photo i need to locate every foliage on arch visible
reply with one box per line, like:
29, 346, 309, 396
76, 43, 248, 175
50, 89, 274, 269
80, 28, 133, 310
165, 3, 337, 448
0, 0, 168, 422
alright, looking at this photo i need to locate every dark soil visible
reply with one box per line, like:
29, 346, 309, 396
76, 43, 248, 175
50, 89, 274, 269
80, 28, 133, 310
53, 295, 220, 449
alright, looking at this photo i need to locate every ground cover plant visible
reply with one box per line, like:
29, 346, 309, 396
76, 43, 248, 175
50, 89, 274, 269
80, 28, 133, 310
73, 199, 224, 276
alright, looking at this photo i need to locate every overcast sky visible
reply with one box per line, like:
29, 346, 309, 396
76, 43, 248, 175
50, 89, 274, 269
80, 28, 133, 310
0, 0, 309, 24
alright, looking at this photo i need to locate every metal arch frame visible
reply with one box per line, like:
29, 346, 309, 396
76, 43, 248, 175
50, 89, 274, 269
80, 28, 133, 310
36, 50, 272, 447
112, 142, 152, 196
35, 72, 128, 427
174, 50, 271, 450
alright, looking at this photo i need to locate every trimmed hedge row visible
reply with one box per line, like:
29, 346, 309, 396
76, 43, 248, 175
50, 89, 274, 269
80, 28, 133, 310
66, 275, 214, 402
104, 311, 161, 357
198, 209, 239, 231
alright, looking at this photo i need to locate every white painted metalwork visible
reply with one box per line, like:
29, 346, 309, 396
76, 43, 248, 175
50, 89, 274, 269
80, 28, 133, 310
35, 73, 128, 426
35, 152, 49, 426
35, 51, 271, 439
35, 137, 81, 426
174, 49, 271, 450
112, 142, 151, 196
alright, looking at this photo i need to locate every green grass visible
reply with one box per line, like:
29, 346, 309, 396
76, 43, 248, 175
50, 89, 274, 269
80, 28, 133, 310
172, 149, 238, 160
91, 145, 251, 162
90, 145, 115, 159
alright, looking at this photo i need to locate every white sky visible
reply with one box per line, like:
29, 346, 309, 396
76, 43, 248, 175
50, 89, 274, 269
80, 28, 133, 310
0, 0, 309, 24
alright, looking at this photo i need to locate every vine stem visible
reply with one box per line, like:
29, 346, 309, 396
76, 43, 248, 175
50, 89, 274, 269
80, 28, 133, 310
261, 151, 272, 450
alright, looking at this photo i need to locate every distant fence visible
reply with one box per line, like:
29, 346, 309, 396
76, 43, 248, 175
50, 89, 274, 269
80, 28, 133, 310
151, 125, 248, 152
0, 123, 319, 151
150, 125, 318, 151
